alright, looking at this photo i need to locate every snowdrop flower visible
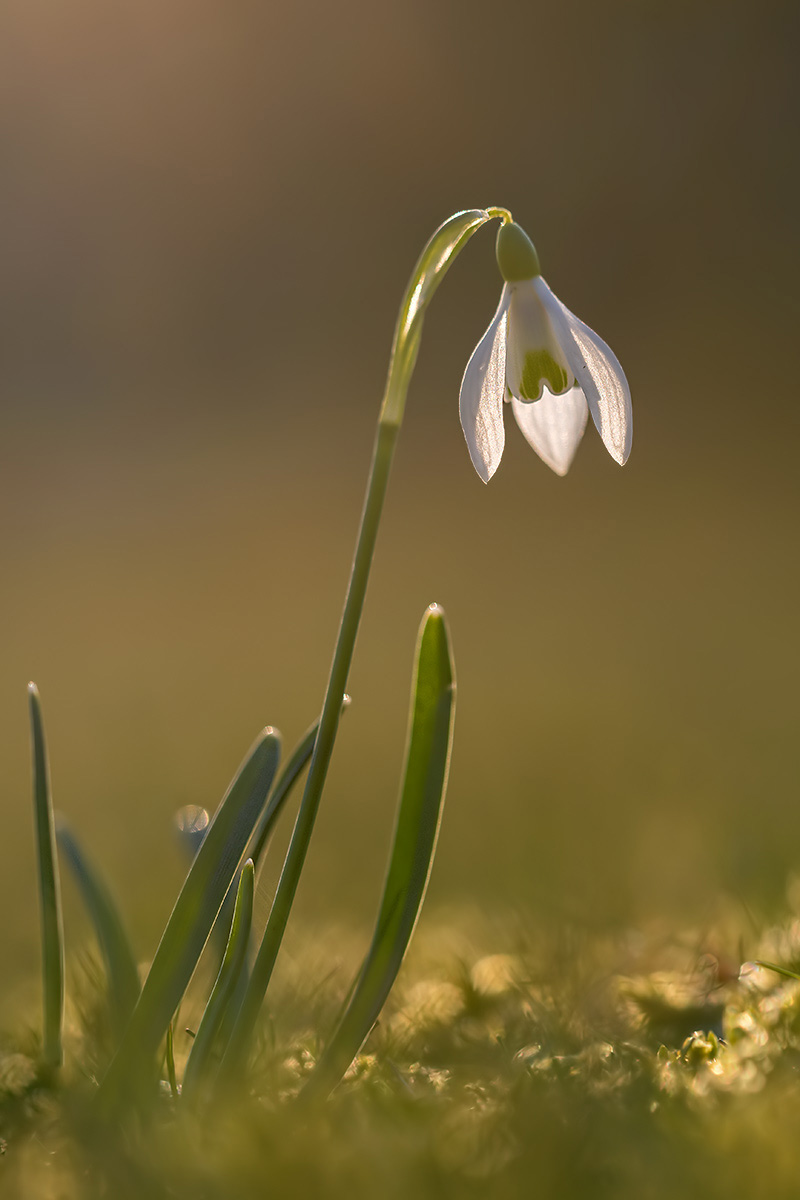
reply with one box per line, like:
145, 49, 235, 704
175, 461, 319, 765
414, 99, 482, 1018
459, 221, 632, 480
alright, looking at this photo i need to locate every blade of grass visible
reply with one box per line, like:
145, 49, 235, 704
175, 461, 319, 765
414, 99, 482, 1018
97, 727, 281, 1111
302, 603, 455, 1102
753, 960, 800, 982
182, 861, 254, 1105
28, 683, 64, 1073
56, 821, 141, 1039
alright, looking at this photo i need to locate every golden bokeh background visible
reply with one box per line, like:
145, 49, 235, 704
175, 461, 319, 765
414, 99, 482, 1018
1, 0, 798, 1012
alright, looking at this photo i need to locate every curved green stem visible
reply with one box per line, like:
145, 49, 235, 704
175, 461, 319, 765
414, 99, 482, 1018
221, 206, 508, 1077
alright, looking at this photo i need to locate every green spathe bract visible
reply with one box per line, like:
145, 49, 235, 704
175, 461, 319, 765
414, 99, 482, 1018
496, 221, 541, 282
302, 604, 456, 1103
383, 209, 504, 425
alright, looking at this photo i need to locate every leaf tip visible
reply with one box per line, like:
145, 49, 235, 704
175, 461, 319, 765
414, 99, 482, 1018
423, 603, 451, 644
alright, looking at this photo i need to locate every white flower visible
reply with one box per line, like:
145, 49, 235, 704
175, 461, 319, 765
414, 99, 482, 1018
459, 222, 632, 480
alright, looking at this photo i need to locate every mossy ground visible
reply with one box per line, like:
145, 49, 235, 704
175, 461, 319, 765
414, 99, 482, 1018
3, 911, 800, 1199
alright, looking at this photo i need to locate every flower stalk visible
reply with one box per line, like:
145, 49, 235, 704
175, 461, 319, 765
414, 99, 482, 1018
222, 207, 507, 1075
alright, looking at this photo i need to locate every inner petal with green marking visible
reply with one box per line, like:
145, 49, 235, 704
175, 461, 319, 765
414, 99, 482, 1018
519, 349, 571, 401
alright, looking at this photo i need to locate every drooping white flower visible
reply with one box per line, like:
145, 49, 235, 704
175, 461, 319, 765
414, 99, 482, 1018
459, 221, 632, 480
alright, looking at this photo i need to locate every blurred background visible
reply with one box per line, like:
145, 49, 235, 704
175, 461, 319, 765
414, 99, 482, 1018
0, 0, 798, 1017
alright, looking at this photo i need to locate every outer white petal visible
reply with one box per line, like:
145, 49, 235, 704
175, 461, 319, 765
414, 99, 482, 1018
531, 277, 632, 466
458, 286, 510, 483
511, 386, 589, 476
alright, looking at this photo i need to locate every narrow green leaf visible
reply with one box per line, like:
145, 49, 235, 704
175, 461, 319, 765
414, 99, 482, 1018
56, 821, 141, 1039
249, 698, 349, 871
28, 683, 64, 1072
98, 727, 281, 1110
249, 720, 319, 869
182, 860, 254, 1104
207, 713, 326, 966
210, 701, 349, 966
302, 604, 455, 1101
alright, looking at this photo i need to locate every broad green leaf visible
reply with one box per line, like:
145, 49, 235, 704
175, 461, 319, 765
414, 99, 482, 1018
182, 860, 254, 1104
28, 683, 64, 1072
98, 727, 281, 1110
56, 821, 141, 1039
302, 604, 455, 1101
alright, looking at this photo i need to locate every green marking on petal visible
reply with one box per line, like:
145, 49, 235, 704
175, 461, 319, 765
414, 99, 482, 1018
520, 350, 570, 401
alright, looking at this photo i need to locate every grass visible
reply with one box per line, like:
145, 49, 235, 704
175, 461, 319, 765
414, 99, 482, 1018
4, 910, 800, 1198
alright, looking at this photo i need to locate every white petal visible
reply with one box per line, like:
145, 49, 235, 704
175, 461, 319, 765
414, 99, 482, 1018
458, 287, 510, 483
531, 277, 632, 466
511, 387, 589, 476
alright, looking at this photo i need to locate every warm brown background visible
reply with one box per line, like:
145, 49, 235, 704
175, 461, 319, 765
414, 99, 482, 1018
1, 0, 798, 1011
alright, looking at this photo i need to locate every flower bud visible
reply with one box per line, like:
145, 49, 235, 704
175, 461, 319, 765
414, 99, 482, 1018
496, 222, 540, 282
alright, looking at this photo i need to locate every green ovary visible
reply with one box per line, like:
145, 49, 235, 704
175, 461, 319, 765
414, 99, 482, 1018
519, 350, 570, 401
